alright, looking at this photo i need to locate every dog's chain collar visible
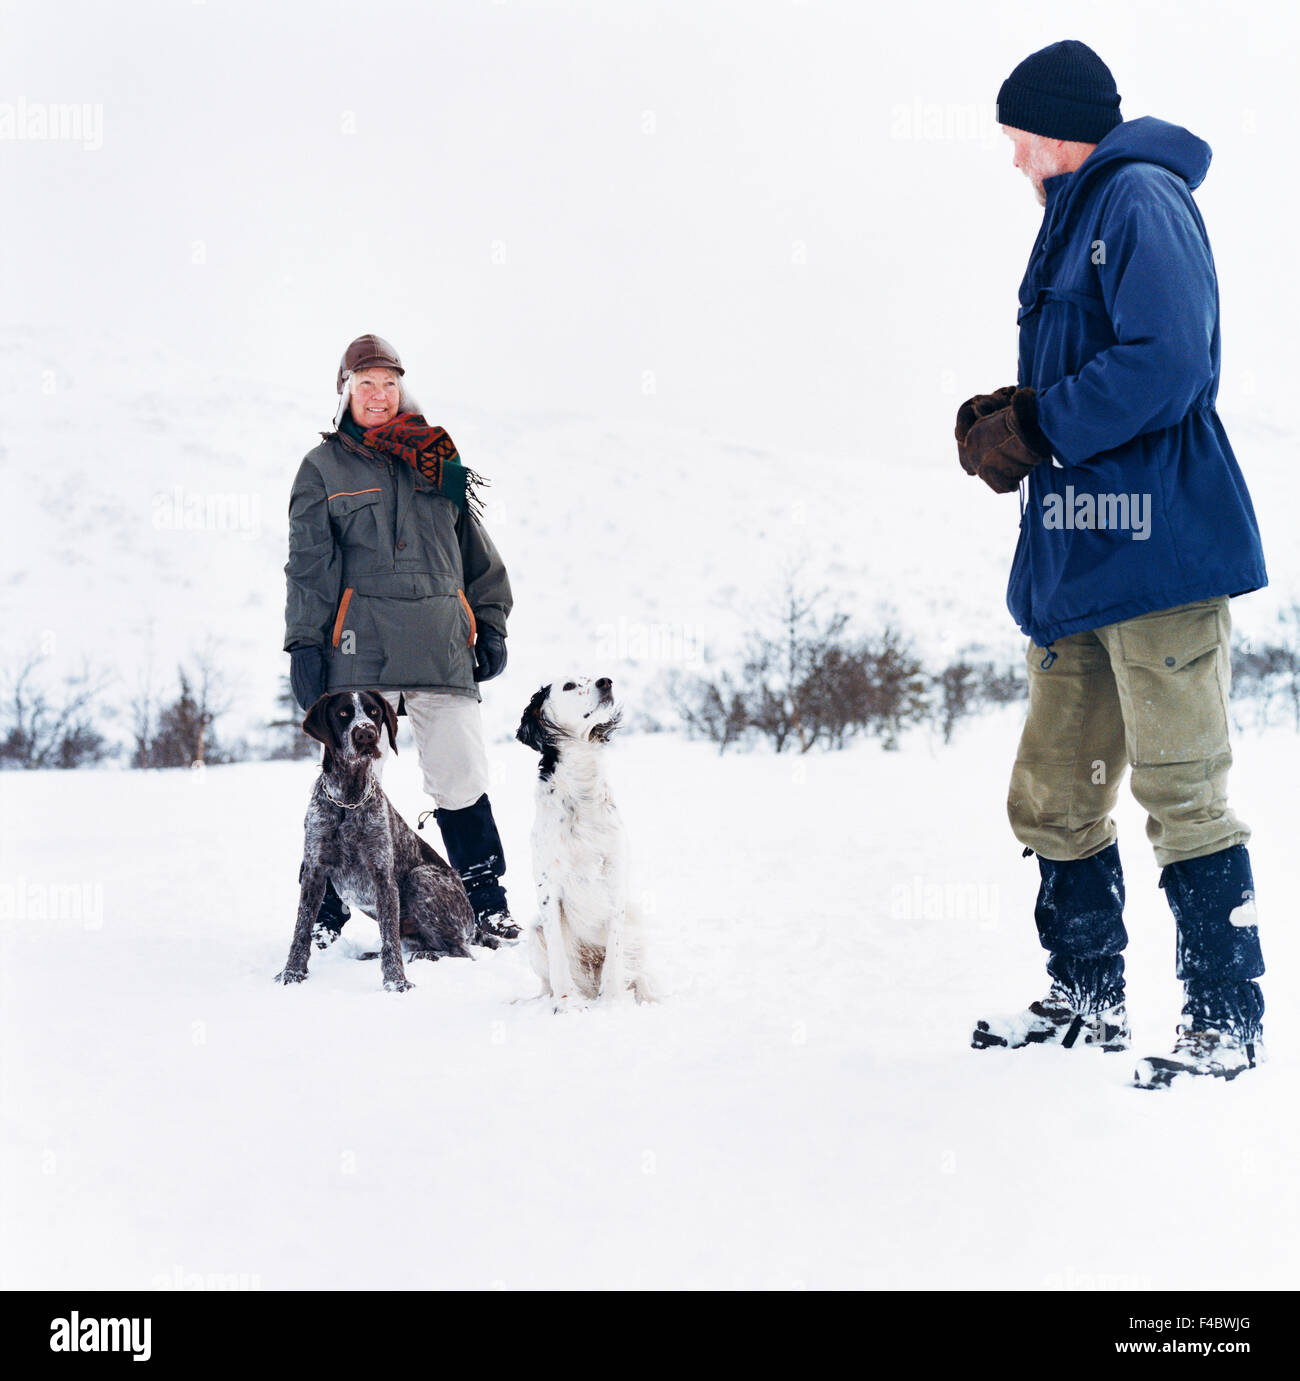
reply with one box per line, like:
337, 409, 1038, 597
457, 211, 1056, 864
319, 776, 377, 810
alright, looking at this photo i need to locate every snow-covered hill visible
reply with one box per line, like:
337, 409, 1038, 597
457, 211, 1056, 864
6, 326, 1298, 754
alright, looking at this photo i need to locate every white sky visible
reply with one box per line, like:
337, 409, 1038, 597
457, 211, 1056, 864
5, 0, 1298, 460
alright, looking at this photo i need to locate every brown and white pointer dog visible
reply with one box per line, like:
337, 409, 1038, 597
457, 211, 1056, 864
276, 690, 477, 993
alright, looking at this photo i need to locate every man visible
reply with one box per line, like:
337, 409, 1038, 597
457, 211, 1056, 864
284, 334, 518, 944
956, 42, 1268, 1087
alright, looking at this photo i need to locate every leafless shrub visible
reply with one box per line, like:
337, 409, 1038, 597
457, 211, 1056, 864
135, 651, 234, 767
265, 676, 318, 760
0, 656, 115, 769
933, 654, 1027, 743
671, 580, 929, 753
1231, 603, 1300, 732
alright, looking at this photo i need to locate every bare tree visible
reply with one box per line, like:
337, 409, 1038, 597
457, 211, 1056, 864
669, 578, 929, 753
977, 659, 1026, 705
845, 625, 929, 750
740, 581, 852, 753
670, 668, 750, 754
0, 656, 114, 769
140, 648, 237, 768
930, 654, 1025, 744
935, 659, 978, 745
266, 674, 317, 760
1231, 616, 1300, 732
129, 658, 156, 770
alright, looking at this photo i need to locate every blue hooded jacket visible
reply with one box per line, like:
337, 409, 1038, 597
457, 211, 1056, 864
1007, 117, 1267, 648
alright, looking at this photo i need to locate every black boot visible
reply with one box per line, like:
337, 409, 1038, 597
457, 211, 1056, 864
973, 843, 1130, 1052
435, 794, 519, 944
306, 871, 350, 950
1032, 842, 1128, 1013
1132, 845, 1265, 1086
1160, 843, 1265, 1039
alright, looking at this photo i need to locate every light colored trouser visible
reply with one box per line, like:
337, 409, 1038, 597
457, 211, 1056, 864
1007, 597, 1251, 868
374, 690, 490, 811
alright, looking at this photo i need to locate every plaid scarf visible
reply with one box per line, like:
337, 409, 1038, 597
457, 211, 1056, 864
337, 412, 484, 515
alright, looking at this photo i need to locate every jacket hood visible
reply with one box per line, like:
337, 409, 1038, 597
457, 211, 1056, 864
1038, 117, 1211, 251
1080, 115, 1211, 189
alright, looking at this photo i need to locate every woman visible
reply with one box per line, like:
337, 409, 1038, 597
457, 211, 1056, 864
284, 333, 517, 943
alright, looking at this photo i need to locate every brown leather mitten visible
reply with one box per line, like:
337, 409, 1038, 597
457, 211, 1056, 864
955, 385, 1017, 475
963, 388, 1053, 494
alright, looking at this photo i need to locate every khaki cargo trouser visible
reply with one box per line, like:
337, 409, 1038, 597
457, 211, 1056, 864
1008, 597, 1250, 868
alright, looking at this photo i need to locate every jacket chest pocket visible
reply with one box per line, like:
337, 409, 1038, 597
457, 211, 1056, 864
328, 488, 385, 556
408, 488, 463, 572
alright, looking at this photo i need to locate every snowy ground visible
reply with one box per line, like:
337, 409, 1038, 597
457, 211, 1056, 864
3, 708, 1296, 1291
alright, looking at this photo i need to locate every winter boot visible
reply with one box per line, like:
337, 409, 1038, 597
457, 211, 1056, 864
435, 794, 519, 944
973, 843, 1130, 1052
1163, 843, 1265, 1036
1032, 842, 1129, 1012
1132, 1024, 1264, 1089
1131, 844, 1266, 1088
967, 988, 1132, 1049
972, 982, 1131, 1051
302, 866, 350, 949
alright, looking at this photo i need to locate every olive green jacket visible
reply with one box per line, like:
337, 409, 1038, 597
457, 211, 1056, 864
283, 430, 512, 699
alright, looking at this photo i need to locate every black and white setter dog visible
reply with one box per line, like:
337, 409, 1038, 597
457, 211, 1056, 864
276, 690, 477, 993
516, 677, 652, 1009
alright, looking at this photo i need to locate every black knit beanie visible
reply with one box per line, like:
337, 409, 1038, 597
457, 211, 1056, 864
996, 40, 1121, 143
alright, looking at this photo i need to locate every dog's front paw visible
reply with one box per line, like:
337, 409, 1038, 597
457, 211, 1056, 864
383, 975, 415, 993
552, 993, 588, 1015
275, 967, 308, 985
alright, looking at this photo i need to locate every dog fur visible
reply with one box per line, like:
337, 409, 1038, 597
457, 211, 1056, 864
276, 690, 476, 992
516, 676, 652, 1008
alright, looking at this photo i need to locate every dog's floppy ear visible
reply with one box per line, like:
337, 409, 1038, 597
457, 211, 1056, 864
516, 684, 553, 753
302, 693, 337, 772
372, 692, 399, 755
302, 694, 334, 747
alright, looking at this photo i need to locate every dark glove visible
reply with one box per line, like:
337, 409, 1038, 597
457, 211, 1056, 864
962, 387, 1053, 494
955, 385, 1017, 475
289, 645, 327, 712
473, 626, 507, 683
